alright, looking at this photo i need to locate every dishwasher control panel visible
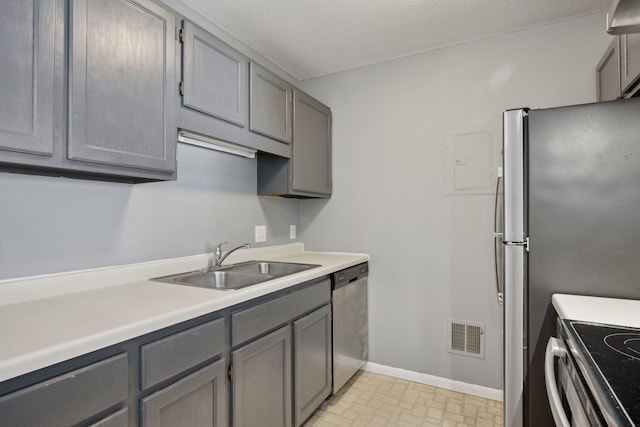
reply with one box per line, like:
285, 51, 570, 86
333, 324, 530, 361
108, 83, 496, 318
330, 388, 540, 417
333, 262, 368, 288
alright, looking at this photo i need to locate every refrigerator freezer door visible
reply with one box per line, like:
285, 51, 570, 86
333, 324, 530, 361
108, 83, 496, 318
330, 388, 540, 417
503, 109, 527, 244
503, 244, 526, 427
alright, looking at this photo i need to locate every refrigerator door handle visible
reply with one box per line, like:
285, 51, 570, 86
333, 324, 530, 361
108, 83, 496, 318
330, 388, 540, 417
494, 237, 504, 304
494, 175, 504, 303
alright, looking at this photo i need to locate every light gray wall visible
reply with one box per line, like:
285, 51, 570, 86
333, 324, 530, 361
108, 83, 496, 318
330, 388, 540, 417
0, 144, 299, 280
300, 14, 612, 389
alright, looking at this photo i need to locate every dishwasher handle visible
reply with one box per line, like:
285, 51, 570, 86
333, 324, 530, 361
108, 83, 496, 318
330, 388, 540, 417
545, 337, 570, 427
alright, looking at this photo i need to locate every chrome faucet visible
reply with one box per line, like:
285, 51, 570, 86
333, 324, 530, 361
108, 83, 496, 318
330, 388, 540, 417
214, 241, 251, 268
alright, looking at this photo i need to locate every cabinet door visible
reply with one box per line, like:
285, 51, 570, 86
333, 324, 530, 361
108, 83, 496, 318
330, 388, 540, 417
293, 305, 332, 427
596, 38, 621, 102
68, 0, 176, 172
621, 33, 640, 94
249, 63, 293, 144
141, 359, 227, 427
182, 21, 248, 127
0, 0, 55, 156
232, 325, 292, 427
292, 90, 332, 196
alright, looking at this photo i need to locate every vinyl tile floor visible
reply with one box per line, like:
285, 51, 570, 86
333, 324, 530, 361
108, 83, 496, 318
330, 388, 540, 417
304, 371, 503, 427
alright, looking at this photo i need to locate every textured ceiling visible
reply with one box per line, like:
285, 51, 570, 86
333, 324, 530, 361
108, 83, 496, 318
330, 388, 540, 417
180, 0, 611, 80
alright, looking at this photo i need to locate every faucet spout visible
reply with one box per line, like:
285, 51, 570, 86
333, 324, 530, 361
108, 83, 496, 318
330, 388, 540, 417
214, 242, 251, 267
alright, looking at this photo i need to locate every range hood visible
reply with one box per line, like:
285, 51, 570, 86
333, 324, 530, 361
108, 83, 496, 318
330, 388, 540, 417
607, 0, 640, 34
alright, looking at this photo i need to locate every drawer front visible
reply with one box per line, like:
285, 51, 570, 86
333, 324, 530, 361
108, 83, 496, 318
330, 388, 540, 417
232, 279, 330, 347
89, 407, 128, 427
0, 353, 128, 427
141, 317, 225, 390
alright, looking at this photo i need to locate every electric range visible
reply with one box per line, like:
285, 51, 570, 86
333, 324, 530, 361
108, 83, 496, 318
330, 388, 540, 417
560, 319, 640, 426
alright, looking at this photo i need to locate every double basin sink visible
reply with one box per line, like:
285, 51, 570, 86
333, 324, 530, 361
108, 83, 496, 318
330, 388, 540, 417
152, 261, 319, 291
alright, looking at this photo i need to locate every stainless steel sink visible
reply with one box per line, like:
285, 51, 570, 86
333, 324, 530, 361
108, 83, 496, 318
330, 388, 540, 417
155, 270, 276, 290
151, 261, 319, 291
223, 261, 318, 276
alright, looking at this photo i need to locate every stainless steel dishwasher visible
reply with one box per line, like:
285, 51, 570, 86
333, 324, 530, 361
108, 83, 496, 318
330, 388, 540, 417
331, 262, 368, 394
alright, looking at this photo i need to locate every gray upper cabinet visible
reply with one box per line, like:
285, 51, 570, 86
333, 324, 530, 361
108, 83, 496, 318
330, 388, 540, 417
177, 23, 290, 158
181, 21, 247, 127
68, 0, 176, 173
0, 0, 55, 157
250, 62, 293, 144
620, 33, 640, 96
1, 0, 177, 181
292, 90, 332, 196
257, 89, 332, 198
597, 38, 621, 102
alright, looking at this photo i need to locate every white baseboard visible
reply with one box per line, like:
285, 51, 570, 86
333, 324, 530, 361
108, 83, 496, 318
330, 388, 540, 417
362, 362, 503, 402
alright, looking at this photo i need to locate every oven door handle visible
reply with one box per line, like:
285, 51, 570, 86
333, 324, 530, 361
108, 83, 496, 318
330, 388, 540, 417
545, 337, 571, 427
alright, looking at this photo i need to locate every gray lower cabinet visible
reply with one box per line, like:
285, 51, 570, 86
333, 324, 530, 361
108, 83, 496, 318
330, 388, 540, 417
230, 279, 331, 427
0, 0, 55, 157
68, 0, 176, 174
141, 359, 227, 427
90, 408, 129, 427
0, 353, 129, 427
0, 278, 335, 427
140, 318, 225, 390
597, 38, 621, 102
250, 62, 294, 145
293, 305, 332, 427
140, 317, 227, 427
258, 89, 332, 198
232, 325, 293, 427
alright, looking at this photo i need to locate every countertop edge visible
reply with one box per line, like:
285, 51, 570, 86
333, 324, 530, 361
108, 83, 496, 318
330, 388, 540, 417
552, 293, 640, 329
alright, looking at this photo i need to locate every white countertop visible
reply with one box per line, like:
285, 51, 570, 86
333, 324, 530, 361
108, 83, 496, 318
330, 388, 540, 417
0, 243, 368, 382
552, 294, 640, 328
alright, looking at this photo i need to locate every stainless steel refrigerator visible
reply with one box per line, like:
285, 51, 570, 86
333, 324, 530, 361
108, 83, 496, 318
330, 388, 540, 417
497, 98, 640, 427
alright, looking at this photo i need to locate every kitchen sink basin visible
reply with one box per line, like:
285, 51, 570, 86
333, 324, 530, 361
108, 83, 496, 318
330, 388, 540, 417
223, 261, 318, 276
151, 261, 319, 291
155, 270, 276, 290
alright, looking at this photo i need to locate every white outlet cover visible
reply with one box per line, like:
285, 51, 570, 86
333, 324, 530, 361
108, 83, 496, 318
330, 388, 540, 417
255, 225, 266, 242
290, 225, 296, 239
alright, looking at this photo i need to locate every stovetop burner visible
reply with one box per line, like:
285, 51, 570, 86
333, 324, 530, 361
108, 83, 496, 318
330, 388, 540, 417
567, 321, 640, 426
605, 333, 640, 361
